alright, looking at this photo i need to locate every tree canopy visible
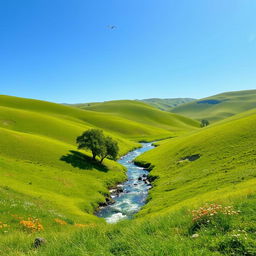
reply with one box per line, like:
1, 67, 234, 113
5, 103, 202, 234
200, 119, 210, 127
76, 129, 119, 163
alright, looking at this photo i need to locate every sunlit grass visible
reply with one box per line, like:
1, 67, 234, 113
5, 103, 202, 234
0, 94, 255, 255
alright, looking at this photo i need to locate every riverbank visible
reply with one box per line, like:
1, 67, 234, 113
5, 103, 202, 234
96, 143, 154, 223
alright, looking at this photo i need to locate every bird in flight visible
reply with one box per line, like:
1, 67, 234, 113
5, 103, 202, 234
108, 25, 117, 30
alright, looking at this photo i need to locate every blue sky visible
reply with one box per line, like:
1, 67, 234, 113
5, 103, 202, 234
0, 0, 256, 103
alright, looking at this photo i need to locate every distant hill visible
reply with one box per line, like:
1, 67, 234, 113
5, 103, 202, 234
171, 89, 256, 123
80, 100, 199, 139
139, 98, 196, 111
68, 98, 196, 112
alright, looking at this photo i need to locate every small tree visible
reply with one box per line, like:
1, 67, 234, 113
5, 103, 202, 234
201, 119, 210, 127
76, 129, 119, 163
76, 129, 105, 160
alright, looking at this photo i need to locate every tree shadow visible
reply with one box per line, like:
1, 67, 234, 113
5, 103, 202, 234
60, 150, 108, 172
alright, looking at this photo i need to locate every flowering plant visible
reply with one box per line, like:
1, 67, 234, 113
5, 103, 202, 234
19, 217, 44, 232
190, 204, 239, 233
192, 204, 239, 222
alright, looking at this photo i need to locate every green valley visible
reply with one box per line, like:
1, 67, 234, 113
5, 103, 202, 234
0, 90, 256, 256
2, 2, 255, 254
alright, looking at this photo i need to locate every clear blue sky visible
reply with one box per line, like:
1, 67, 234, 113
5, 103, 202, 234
0, 0, 256, 103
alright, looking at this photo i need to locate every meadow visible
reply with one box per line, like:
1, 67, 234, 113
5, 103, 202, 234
0, 91, 256, 255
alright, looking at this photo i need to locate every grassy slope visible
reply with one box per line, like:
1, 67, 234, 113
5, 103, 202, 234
3, 107, 256, 256
140, 98, 195, 111
0, 95, 198, 226
135, 109, 256, 217
0, 95, 142, 227
0, 96, 168, 142
171, 89, 256, 123
2, 94, 256, 255
69, 98, 195, 112
80, 100, 199, 139
0, 126, 130, 220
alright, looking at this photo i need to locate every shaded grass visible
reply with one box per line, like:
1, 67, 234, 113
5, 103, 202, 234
60, 150, 108, 172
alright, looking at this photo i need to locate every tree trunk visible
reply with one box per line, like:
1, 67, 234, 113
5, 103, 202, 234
100, 156, 106, 164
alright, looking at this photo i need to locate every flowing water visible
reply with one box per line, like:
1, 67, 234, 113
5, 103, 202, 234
96, 143, 154, 223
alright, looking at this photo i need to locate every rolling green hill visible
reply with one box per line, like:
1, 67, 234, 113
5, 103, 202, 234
79, 100, 199, 138
135, 110, 256, 217
140, 98, 195, 111
68, 97, 195, 112
1, 93, 256, 255
0, 95, 198, 227
171, 89, 256, 123
0, 95, 143, 224
0, 96, 199, 142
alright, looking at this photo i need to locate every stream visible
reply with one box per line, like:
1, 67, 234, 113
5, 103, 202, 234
96, 143, 154, 223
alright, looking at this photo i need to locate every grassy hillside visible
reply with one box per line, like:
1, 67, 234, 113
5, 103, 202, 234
2, 99, 256, 255
171, 89, 256, 123
0, 102, 135, 225
68, 98, 195, 112
0, 96, 142, 232
0, 129, 126, 220
1, 94, 256, 255
0, 95, 198, 233
140, 98, 195, 111
0, 96, 199, 142
80, 100, 200, 138
0, 96, 145, 154
135, 110, 256, 216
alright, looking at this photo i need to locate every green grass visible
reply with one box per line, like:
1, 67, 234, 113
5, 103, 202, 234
0, 127, 128, 221
140, 98, 195, 111
1, 93, 256, 255
79, 99, 199, 134
135, 107, 256, 217
0, 95, 156, 228
0, 95, 198, 240
1, 194, 255, 256
69, 98, 195, 112
171, 89, 256, 123
0, 95, 199, 141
